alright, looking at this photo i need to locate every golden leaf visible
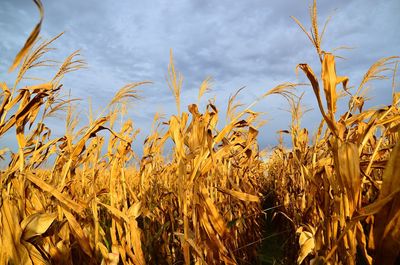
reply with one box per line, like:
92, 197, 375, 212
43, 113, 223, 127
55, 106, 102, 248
337, 141, 361, 215
63, 209, 93, 258
297, 230, 315, 264
20, 212, 57, 241
217, 187, 259, 203
9, 0, 44, 72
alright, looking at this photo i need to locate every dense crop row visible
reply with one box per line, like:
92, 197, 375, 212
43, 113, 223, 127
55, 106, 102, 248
1, 1, 399, 264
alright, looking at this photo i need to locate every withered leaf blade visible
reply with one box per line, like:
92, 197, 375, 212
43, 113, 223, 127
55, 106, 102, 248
63, 209, 93, 258
297, 63, 338, 136
0, 196, 32, 264
322, 53, 338, 116
26, 173, 85, 214
337, 141, 361, 215
200, 187, 228, 237
217, 187, 259, 203
20, 212, 57, 241
9, 0, 44, 72
297, 229, 315, 264
374, 140, 400, 264
22, 241, 50, 265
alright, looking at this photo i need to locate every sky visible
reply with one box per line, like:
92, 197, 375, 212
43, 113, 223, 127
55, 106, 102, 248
0, 0, 399, 157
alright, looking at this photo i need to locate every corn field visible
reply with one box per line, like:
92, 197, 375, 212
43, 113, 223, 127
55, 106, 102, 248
0, 0, 399, 264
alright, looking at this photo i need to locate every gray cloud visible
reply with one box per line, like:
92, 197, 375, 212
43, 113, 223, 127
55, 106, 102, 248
0, 0, 399, 156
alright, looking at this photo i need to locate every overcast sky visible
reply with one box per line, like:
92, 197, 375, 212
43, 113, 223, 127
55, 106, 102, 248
0, 0, 399, 156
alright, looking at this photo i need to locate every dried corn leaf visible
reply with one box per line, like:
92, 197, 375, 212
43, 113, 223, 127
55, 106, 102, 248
217, 187, 259, 203
356, 223, 373, 265
97, 200, 130, 223
63, 209, 93, 258
200, 187, 227, 237
297, 230, 315, 264
0, 196, 32, 264
22, 241, 50, 265
373, 141, 400, 264
23, 83, 53, 93
26, 173, 85, 214
297, 63, 338, 136
337, 141, 361, 215
127, 201, 142, 219
9, 0, 44, 72
20, 212, 57, 241
198, 207, 229, 256
321, 53, 349, 117
127, 219, 146, 265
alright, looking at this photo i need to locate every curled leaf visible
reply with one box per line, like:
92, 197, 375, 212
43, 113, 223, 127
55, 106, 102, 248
297, 230, 315, 264
21, 212, 57, 241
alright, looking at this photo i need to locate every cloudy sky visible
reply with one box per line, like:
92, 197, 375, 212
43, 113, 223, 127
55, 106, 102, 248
0, 0, 399, 155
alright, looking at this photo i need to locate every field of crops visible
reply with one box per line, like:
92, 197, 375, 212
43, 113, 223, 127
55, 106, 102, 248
1, 1, 399, 264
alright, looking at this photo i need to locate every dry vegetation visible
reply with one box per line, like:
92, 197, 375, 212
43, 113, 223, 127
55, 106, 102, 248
1, 0, 399, 264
